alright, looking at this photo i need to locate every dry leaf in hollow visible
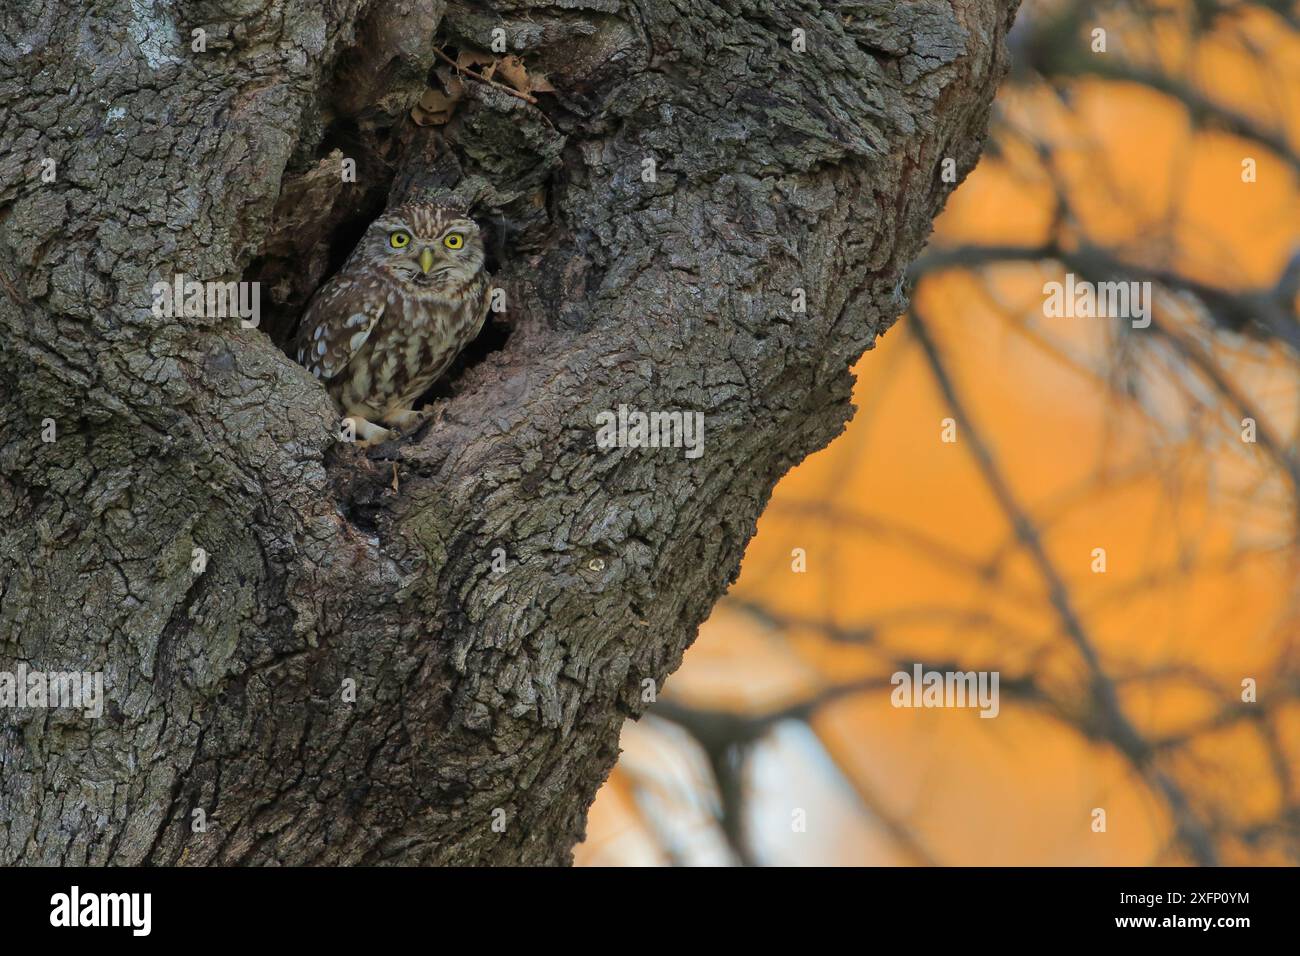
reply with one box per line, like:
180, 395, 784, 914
434, 67, 466, 99
496, 55, 530, 94
411, 78, 465, 126
494, 55, 556, 95
456, 49, 497, 80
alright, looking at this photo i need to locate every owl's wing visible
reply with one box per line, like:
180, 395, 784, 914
293, 276, 386, 382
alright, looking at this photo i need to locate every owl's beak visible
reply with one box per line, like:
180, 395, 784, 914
418, 248, 435, 275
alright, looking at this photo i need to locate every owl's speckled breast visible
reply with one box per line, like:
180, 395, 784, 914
333, 275, 488, 417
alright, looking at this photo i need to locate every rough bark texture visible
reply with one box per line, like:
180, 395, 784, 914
0, 0, 1018, 864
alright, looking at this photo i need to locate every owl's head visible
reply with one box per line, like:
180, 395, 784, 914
360, 202, 486, 291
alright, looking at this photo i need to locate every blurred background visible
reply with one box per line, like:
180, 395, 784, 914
575, 0, 1300, 866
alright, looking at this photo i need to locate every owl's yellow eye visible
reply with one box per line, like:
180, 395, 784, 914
443, 233, 464, 250
389, 231, 411, 249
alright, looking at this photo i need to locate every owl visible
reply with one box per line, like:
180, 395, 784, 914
294, 202, 492, 443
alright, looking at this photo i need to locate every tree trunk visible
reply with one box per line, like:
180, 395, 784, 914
0, 0, 1018, 865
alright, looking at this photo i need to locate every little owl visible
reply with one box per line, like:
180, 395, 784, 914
294, 202, 492, 443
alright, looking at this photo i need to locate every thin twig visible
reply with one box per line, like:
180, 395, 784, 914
432, 46, 539, 105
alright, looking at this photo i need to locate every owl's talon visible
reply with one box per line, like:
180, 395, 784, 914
383, 407, 433, 435
348, 416, 395, 446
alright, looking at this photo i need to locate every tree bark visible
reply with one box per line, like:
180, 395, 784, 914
0, 0, 1018, 864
